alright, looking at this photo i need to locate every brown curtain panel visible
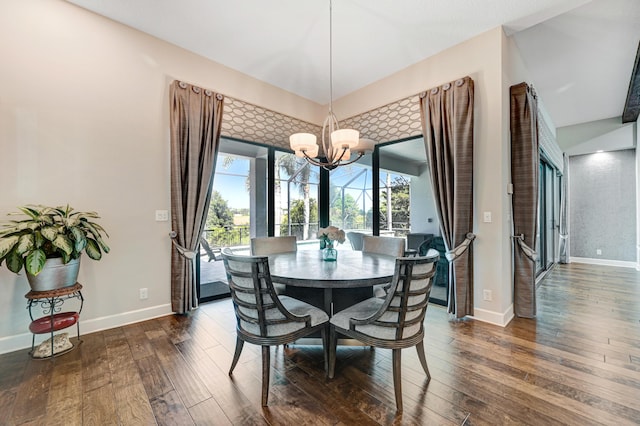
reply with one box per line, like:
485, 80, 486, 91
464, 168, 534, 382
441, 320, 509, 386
419, 76, 475, 319
170, 81, 224, 313
510, 82, 539, 318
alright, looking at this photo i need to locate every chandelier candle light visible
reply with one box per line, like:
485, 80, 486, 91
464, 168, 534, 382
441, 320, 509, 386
289, 0, 375, 170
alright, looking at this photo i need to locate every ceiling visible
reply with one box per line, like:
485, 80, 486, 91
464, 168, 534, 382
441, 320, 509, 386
66, 0, 640, 129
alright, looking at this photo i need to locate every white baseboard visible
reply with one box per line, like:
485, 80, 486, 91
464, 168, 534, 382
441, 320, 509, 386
570, 257, 638, 269
471, 304, 514, 327
0, 304, 173, 355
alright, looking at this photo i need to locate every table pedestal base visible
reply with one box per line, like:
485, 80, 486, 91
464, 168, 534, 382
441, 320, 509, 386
284, 286, 373, 316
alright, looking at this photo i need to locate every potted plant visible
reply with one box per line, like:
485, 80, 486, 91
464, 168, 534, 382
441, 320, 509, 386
0, 205, 109, 291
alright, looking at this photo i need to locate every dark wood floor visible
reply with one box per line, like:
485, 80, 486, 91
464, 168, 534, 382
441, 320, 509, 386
1, 262, 639, 425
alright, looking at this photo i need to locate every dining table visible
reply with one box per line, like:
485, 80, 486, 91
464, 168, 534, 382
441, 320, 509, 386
267, 249, 397, 316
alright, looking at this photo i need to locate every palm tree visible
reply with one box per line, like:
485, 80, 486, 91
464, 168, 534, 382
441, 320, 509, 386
276, 154, 316, 240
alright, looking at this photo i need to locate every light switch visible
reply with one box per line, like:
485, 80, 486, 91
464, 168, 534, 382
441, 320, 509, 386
483, 211, 492, 223
155, 210, 169, 222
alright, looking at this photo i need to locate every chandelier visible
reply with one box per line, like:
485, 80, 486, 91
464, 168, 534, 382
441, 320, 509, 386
289, 0, 374, 170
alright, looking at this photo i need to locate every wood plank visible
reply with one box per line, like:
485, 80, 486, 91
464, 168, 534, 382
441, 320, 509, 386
83, 383, 118, 425
80, 331, 112, 393
0, 389, 17, 426
188, 397, 234, 426
45, 353, 83, 426
150, 389, 195, 426
122, 321, 155, 361
112, 381, 156, 425
147, 326, 212, 408
9, 357, 54, 424
135, 355, 174, 399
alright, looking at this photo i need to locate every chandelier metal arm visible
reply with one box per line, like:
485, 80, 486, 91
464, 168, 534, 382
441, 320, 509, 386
301, 149, 365, 171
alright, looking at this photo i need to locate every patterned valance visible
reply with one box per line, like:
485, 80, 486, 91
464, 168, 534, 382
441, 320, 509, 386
221, 94, 424, 149
221, 97, 320, 149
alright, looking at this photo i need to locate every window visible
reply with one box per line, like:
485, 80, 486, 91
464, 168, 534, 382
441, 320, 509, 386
274, 151, 320, 245
329, 153, 373, 234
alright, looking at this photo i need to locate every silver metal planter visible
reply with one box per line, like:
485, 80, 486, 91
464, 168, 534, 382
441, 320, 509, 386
26, 257, 81, 292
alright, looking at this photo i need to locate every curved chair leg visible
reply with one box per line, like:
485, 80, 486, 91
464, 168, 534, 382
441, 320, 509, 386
392, 348, 403, 412
328, 325, 337, 379
229, 337, 244, 375
416, 340, 431, 380
261, 346, 270, 406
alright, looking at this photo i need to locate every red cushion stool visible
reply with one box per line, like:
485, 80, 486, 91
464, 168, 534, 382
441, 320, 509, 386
29, 312, 79, 334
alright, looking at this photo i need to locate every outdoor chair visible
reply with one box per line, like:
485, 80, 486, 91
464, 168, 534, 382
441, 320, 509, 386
221, 248, 329, 406
328, 252, 438, 412
200, 237, 221, 262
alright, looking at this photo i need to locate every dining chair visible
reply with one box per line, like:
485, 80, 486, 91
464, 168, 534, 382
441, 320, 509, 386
362, 235, 406, 297
250, 236, 297, 256
250, 236, 297, 294
346, 231, 366, 251
221, 248, 329, 406
327, 252, 438, 412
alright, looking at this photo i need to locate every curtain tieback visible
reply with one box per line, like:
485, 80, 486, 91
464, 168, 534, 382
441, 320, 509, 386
559, 234, 568, 239
445, 233, 476, 262
512, 234, 537, 261
169, 231, 197, 260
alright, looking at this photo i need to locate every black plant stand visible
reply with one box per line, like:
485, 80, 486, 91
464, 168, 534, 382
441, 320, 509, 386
25, 283, 84, 359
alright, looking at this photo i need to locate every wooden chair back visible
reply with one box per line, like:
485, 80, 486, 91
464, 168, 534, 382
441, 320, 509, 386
349, 253, 438, 343
221, 248, 310, 343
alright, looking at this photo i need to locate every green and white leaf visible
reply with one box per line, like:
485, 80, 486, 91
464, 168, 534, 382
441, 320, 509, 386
70, 227, 87, 252
52, 234, 73, 255
97, 236, 110, 253
15, 234, 34, 255
34, 231, 44, 248
0, 235, 19, 259
25, 249, 46, 275
6, 250, 24, 274
41, 226, 59, 241
85, 238, 102, 260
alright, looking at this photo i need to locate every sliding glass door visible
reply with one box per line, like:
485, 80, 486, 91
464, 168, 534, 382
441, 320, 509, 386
536, 157, 561, 276
198, 138, 268, 302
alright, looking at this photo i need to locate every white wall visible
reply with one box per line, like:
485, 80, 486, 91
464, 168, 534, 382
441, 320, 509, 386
558, 118, 636, 156
0, 0, 321, 353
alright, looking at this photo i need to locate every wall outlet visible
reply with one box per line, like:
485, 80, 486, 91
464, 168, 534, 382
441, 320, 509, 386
139, 288, 148, 300
155, 210, 169, 221
596, 249, 602, 255
483, 211, 492, 223
483, 289, 492, 301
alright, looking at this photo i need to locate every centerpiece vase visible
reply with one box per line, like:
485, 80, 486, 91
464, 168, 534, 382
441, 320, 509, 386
322, 242, 338, 262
